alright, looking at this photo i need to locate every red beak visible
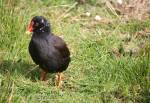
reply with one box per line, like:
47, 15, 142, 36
28, 21, 34, 32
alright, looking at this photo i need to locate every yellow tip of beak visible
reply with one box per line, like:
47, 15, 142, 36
26, 31, 31, 35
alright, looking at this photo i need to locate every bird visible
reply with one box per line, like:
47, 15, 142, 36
27, 16, 71, 87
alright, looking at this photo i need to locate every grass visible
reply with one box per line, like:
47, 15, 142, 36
0, 0, 150, 103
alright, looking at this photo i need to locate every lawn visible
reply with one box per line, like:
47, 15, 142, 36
0, 0, 150, 103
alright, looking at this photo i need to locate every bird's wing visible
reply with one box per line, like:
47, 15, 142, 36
51, 36, 70, 58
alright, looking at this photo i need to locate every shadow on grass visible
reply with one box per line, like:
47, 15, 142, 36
0, 59, 57, 84
0, 60, 40, 81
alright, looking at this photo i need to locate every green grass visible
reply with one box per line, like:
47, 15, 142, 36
0, 0, 150, 103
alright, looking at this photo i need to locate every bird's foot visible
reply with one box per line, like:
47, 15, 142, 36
55, 73, 64, 88
40, 70, 47, 81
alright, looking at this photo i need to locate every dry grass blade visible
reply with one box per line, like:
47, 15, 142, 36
135, 29, 150, 38
105, 1, 120, 17
56, 2, 78, 21
109, 0, 150, 20
25, 65, 39, 76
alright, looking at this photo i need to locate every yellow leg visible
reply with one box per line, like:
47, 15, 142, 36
55, 72, 63, 87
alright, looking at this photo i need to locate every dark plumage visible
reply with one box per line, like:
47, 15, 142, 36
27, 16, 71, 86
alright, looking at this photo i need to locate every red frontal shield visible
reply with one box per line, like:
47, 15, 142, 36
28, 21, 34, 32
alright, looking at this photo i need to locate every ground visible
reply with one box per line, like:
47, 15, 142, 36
0, 0, 150, 103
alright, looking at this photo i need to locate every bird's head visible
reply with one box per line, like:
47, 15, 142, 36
27, 16, 51, 33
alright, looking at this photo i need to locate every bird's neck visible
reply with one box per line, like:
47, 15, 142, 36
32, 31, 53, 39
